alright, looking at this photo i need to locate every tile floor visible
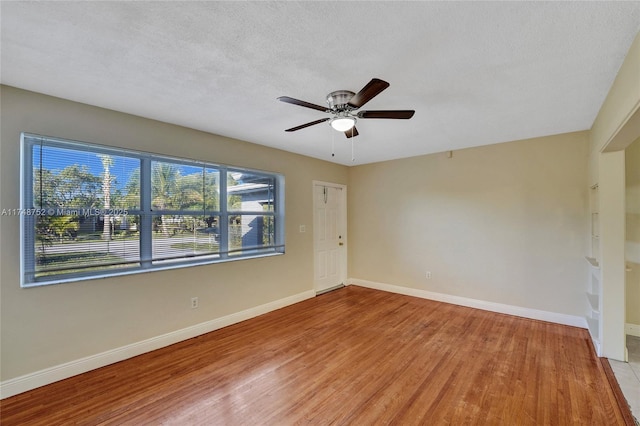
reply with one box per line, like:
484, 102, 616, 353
609, 335, 640, 424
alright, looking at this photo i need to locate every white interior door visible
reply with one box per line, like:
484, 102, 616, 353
313, 182, 346, 293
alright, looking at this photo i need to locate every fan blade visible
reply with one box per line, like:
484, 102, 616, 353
285, 118, 330, 132
357, 110, 415, 119
278, 96, 329, 112
347, 78, 390, 109
344, 127, 359, 138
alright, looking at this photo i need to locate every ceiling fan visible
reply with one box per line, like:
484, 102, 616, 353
278, 78, 415, 138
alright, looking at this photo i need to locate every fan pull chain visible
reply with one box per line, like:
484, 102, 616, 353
331, 126, 335, 157
351, 136, 355, 163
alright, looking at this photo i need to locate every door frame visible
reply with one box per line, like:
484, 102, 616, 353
312, 180, 348, 293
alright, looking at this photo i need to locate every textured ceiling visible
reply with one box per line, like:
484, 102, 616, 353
2, 2, 640, 165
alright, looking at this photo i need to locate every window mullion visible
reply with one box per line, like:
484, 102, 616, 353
140, 157, 152, 268
219, 168, 228, 259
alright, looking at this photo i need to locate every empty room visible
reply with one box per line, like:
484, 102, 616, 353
1, 2, 640, 424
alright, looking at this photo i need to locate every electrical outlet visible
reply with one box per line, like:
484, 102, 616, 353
191, 297, 199, 309
299, 225, 306, 233
425, 271, 432, 279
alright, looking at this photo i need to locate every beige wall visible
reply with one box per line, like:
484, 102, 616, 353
0, 86, 348, 381
348, 132, 589, 316
626, 136, 640, 326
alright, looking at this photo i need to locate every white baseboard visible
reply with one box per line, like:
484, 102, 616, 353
626, 323, 640, 337
347, 278, 587, 329
0, 290, 315, 400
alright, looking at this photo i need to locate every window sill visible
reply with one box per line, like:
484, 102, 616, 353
22, 251, 285, 288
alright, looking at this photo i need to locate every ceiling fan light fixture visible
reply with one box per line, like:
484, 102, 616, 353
330, 117, 356, 132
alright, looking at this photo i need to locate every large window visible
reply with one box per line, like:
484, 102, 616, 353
20, 133, 285, 287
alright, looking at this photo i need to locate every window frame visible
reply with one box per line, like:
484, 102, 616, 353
20, 133, 285, 287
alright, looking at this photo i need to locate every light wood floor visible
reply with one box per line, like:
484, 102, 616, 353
0, 286, 631, 425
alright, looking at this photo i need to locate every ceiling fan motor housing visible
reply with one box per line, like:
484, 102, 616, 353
326, 90, 355, 111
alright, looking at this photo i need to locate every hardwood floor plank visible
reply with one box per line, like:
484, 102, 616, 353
0, 286, 630, 425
